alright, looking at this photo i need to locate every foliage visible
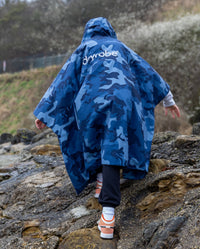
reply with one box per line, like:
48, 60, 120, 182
0, 0, 199, 61
0, 1, 45, 59
0, 0, 172, 61
119, 14, 200, 123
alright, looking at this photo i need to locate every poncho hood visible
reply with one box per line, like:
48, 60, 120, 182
82, 17, 117, 42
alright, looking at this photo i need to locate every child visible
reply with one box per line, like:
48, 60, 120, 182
34, 17, 180, 239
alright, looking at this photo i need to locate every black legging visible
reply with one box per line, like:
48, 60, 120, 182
98, 165, 121, 208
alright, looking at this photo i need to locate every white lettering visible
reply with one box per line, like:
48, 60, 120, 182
83, 57, 88, 65
112, 51, 118, 56
99, 52, 105, 57
82, 49, 119, 65
91, 53, 98, 61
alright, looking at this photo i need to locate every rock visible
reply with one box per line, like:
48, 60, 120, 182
0, 142, 29, 155
31, 129, 57, 143
21, 235, 60, 249
22, 220, 42, 240
30, 144, 62, 156
149, 159, 170, 173
174, 135, 200, 148
10, 143, 30, 154
0, 236, 24, 249
12, 128, 37, 144
25, 136, 59, 151
58, 227, 118, 249
0, 133, 13, 144
143, 221, 161, 243
0, 154, 21, 167
136, 171, 200, 216
152, 131, 179, 144
142, 216, 186, 248
0, 131, 200, 248
32, 155, 64, 167
0, 142, 11, 154
86, 197, 102, 211
0, 173, 11, 182
192, 122, 200, 135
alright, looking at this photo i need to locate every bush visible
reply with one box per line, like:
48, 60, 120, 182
119, 14, 200, 122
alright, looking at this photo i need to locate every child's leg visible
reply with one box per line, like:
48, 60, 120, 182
98, 165, 121, 239
99, 165, 121, 208
94, 166, 127, 199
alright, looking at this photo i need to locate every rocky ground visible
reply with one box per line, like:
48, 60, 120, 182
0, 124, 200, 249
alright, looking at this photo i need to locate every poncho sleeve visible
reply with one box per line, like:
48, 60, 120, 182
33, 50, 81, 137
127, 48, 170, 107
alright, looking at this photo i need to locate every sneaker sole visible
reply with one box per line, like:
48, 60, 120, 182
100, 232, 114, 239
98, 225, 114, 239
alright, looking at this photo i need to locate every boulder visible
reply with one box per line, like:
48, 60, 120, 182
12, 128, 37, 144
0, 133, 13, 144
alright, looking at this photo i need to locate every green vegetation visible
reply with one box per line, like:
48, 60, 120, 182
1, 0, 199, 62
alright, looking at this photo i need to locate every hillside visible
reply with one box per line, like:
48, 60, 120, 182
0, 0, 200, 134
0, 66, 60, 134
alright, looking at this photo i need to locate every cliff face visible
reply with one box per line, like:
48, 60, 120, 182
0, 127, 200, 248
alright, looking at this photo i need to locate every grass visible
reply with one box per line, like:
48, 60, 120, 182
0, 66, 60, 134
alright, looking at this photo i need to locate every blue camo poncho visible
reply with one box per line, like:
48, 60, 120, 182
34, 17, 170, 194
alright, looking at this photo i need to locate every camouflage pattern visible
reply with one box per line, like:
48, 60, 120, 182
34, 17, 170, 194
